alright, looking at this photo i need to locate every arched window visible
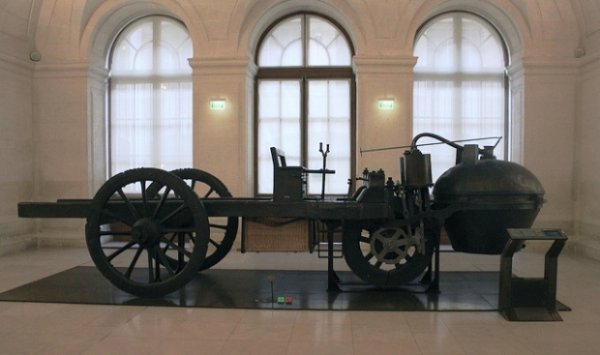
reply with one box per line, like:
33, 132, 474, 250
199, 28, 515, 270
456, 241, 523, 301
413, 12, 508, 180
255, 13, 355, 196
109, 16, 192, 175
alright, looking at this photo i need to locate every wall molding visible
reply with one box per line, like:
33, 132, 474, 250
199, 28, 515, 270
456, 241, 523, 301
189, 57, 255, 76
579, 50, 600, 77
33, 61, 92, 79
508, 56, 580, 78
353, 56, 418, 75
0, 53, 34, 77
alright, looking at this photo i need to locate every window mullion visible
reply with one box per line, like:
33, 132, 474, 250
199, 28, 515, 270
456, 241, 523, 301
301, 76, 307, 168
453, 14, 462, 138
255, 13, 354, 195
152, 19, 160, 168
109, 16, 192, 177
303, 14, 308, 67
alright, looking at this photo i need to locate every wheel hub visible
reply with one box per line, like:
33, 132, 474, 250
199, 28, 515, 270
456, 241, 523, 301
369, 224, 426, 265
131, 218, 161, 247
370, 227, 410, 264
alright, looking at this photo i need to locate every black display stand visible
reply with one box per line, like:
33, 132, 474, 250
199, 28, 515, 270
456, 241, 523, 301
499, 228, 568, 321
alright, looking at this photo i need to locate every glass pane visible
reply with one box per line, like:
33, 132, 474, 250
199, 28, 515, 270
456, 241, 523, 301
462, 17, 504, 70
415, 14, 505, 74
280, 40, 303, 66
308, 16, 351, 66
258, 16, 302, 67
110, 17, 193, 176
157, 82, 193, 170
256, 15, 354, 196
257, 80, 301, 194
111, 21, 153, 75
111, 83, 153, 173
307, 80, 351, 195
414, 17, 454, 73
413, 13, 506, 182
157, 20, 192, 75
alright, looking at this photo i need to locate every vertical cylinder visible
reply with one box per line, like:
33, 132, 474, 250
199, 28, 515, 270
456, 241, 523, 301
403, 149, 432, 188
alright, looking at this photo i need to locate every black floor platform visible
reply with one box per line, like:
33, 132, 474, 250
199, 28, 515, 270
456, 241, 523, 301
0, 267, 568, 312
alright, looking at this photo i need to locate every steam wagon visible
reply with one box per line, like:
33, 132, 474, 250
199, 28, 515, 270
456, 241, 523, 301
18, 133, 545, 298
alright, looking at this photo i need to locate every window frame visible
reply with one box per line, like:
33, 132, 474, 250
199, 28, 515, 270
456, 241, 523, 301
106, 15, 193, 177
253, 12, 356, 197
413, 11, 510, 161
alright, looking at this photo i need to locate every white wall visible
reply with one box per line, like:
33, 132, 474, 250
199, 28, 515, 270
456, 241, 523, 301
0, 1, 36, 253
576, 57, 600, 259
573, 0, 600, 259
1, 0, 598, 256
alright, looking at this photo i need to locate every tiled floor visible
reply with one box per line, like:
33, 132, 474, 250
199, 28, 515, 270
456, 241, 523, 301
0, 245, 599, 354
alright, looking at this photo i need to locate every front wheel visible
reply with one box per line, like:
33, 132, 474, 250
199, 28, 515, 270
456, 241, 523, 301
342, 219, 434, 287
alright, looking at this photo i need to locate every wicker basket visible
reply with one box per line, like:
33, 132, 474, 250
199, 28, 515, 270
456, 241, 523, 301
242, 217, 311, 252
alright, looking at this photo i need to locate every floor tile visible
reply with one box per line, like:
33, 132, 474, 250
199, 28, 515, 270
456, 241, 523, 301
0, 246, 599, 354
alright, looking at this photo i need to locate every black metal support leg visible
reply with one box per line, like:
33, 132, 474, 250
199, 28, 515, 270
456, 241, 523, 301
326, 221, 340, 292
426, 230, 441, 293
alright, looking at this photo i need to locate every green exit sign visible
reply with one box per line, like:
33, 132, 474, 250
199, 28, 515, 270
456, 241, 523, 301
378, 99, 394, 110
210, 99, 226, 110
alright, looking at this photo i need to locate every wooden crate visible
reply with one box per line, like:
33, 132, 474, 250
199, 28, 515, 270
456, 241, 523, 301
242, 217, 311, 252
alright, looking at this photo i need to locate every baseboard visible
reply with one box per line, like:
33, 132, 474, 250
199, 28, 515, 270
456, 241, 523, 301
0, 234, 38, 256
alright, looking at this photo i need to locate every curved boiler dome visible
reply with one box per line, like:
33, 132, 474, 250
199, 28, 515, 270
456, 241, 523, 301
433, 158, 545, 254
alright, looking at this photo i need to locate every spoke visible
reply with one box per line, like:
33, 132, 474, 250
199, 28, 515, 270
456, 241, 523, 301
162, 233, 177, 255
380, 245, 391, 255
141, 180, 148, 216
364, 252, 374, 261
373, 235, 386, 244
117, 188, 140, 220
374, 261, 383, 269
159, 204, 187, 225
147, 251, 154, 283
359, 236, 371, 244
188, 232, 196, 245
161, 237, 194, 259
209, 238, 221, 248
178, 233, 185, 269
154, 245, 175, 276
152, 187, 172, 220
209, 223, 228, 230
203, 187, 214, 199
154, 251, 161, 281
106, 240, 137, 261
391, 230, 404, 240
99, 230, 132, 236
190, 180, 197, 190
396, 239, 410, 247
124, 247, 143, 279
394, 263, 403, 269
101, 208, 133, 227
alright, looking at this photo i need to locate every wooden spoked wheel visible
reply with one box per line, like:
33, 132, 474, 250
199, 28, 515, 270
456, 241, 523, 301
146, 168, 238, 271
85, 168, 209, 298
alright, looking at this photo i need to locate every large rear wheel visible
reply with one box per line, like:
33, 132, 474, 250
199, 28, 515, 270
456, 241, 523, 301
86, 168, 209, 298
167, 168, 238, 270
